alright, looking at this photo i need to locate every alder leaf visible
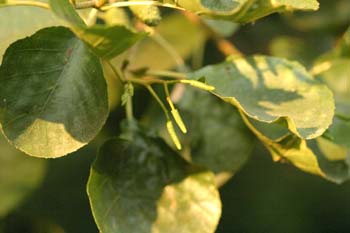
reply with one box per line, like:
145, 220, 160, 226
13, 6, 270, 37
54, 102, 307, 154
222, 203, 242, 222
178, 88, 255, 174
87, 132, 221, 233
241, 114, 350, 184
189, 55, 334, 140
0, 27, 108, 158
49, 0, 145, 59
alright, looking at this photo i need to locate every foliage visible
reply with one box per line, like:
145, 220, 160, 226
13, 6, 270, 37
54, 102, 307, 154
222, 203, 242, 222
0, 0, 349, 232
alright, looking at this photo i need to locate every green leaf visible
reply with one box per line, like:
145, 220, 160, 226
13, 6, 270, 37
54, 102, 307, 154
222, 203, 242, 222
0, 26, 108, 158
241, 114, 350, 184
0, 6, 61, 63
49, 0, 145, 59
235, 0, 319, 23
0, 134, 46, 217
270, 136, 350, 184
164, 0, 319, 22
178, 88, 255, 174
87, 132, 221, 233
165, 0, 248, 15
129, 0, 162, 26
189, 55, 334, 140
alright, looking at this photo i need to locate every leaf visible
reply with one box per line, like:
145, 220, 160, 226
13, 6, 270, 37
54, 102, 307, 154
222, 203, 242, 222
49, 0, 145, 59
0, 5, 61, 63
0, 26, 108, 158
0, 134, 46, 217
178, 88, 255, 174
189, 55, 334, 140
235, 0, 319, 23
87, 132, 221, 233
165, 0, 248, 15
129, 0, 162, 26
241, 113, 350, 184
164, 0, 319, 22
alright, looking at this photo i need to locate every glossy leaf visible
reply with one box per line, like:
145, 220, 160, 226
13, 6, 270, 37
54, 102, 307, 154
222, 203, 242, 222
178, 88, 255, 174
0, 27, 108, 158
87, 132, 221, 233
189, 55, 334, 140
0, 134, 46, 217
49, 0, 145, 59
0, 6, 61, 62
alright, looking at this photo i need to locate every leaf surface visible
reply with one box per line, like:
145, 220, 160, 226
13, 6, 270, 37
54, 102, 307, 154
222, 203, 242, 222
189, 55, 334, 139
0, 27, 108, 158
87, 132, 221, 233
178, 88, 255, 174
49, 0, 144, 58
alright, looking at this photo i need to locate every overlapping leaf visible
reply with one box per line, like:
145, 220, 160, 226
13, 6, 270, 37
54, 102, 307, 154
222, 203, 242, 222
49, 0, 145, 59
178, 88, 255, 174
87, 131, 221, 233
0, 27, 108, 158
188, 55, 334, 140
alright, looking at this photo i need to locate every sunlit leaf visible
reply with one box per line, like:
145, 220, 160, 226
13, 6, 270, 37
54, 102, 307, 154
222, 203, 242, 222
189, 55, 334, 139
0, 134, 46, 217
0, 27, 108, 158
87, 131, 221, 233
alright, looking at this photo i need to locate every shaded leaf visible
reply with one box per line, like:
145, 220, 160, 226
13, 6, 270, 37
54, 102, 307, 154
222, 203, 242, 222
189, 55, 334, 139
49, 0, 145, 59
0, 134, 46, 217
87, 132, 221, 233
178, 88, 255, 174
0, 27, 108, 158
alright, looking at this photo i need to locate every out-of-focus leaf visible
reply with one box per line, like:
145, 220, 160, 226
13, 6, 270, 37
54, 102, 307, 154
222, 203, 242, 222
129, 0, 161, 26
98, 8, 130, 26
189, 55, 334, 140
0, 6, 61, 63
0, 27, 108, 158
49, 0, 145, 59
203, 19, 239, 37
284, 0, 350, 31
87, 131, 221, 233
0, 134, 46, 217
127, 13, 207, 70
178, 88, 255, 174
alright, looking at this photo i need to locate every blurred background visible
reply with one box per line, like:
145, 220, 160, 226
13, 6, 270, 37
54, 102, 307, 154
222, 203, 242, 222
1, 0, 350, 232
